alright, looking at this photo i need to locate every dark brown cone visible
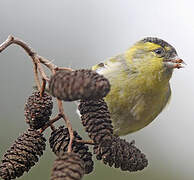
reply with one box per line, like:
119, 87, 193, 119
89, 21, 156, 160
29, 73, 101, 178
51, 152, 84, 180
78, 99, 113, 143
49, 69, 110, 101
93, 136, 148, 172
24, 91, 53, 130
0, 129, 46, 180
79, 98, 148, 172
49, 126, 94, 174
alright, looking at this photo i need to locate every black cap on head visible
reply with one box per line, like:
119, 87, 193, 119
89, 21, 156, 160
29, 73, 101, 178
141, 37, 177, 58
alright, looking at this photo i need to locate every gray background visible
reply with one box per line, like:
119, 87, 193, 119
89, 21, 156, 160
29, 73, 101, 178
0, 0, 193, 179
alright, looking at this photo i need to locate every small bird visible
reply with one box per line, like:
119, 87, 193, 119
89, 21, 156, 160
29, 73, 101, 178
92, 37, 184, 136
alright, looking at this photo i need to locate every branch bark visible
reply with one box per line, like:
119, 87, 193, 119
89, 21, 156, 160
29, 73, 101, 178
0, 35, 75, 152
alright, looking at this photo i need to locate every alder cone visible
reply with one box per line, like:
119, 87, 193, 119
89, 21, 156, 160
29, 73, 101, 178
49, 69, 110, 101
51, 152, 84, 180
93, 136, 148, 172
78, 99, 113, 143
0, 129, 46, 180
24, 91, 53, 129
49, 126, 94, 174
78, 99, 148, 172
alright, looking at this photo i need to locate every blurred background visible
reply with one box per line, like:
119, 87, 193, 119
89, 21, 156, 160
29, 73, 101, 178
0, 0, 193, 179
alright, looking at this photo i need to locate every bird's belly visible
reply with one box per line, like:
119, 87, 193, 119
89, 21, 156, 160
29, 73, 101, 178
105, 87, 169, 136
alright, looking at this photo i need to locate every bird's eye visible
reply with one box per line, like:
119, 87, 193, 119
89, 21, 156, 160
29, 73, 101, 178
153, 48, 165, 56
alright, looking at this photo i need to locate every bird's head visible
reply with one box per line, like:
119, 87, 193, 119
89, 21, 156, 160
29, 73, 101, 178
125, 37, 184, 80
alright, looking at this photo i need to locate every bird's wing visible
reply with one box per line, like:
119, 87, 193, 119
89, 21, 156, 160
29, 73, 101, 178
77, 54, 126, 118
92, 54, 125, 76
76, 54, 124, 117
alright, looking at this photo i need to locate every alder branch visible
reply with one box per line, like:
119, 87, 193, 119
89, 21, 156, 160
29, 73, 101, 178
33, 63, 41, 91
0, 35, 75, 152
36, 60, 50, 81
0, 35, 56, 71
0, 35, 73, 74
40, 79, 46, 98
76, 139, 95, 145
40, 114, 63, 133
57, 100, 74, 153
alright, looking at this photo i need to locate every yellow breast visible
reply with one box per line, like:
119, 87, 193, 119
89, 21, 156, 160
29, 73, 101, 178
104, 71, 171, 135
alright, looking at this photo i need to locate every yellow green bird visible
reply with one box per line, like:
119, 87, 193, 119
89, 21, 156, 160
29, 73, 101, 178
92, 37, 184, 136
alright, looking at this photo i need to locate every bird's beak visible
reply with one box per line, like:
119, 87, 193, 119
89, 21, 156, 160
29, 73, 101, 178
164, 56, 186, 69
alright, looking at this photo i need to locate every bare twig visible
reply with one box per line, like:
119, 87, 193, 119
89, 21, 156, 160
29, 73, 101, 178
76, 139, 95, 145
36, 60, 50, 81
0, 35, 35, 57
38, 55, 58, 73
55, 67, 73, 72
0, 36, 50, 84
40, 79, 46, 98
0, 35, 15, 52
57, 100, 74, 153
0, 35, 74, 76
40, 114, 63, 133
33, 62, 41, 91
